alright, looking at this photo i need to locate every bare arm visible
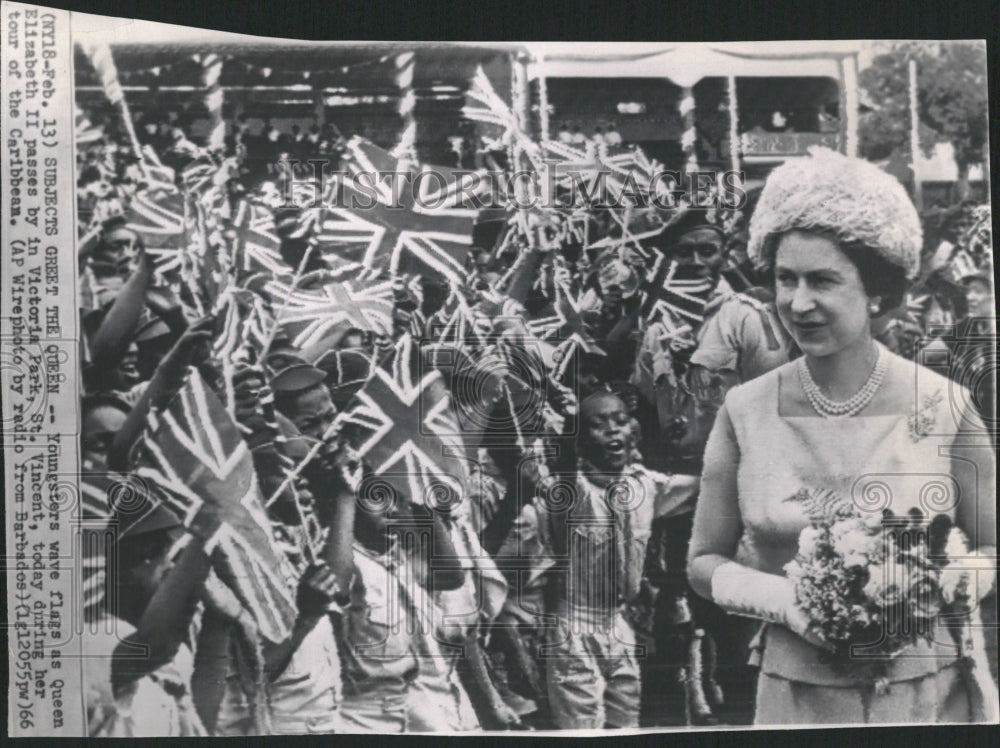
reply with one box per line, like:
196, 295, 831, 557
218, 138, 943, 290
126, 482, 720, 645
190, 608, 234, 732
111, 536, 211, 694
264, 459, 359, 680
107, 316, 215, 471
89, 260, 151, 370
454, 630, 522, 729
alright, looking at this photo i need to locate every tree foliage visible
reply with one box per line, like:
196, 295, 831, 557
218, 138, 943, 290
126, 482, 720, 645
858, 41, 988, 174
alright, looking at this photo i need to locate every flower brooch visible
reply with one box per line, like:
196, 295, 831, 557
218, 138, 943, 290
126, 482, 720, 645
908, 390, 943, 442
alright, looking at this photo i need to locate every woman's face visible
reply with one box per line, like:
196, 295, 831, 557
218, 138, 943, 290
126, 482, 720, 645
774, 231, 873, 359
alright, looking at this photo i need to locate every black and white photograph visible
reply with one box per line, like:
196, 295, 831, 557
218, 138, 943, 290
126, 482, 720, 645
2, 2, 996, 737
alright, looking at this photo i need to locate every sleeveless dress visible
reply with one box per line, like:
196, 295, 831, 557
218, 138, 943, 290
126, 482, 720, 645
706, 348, 998, 725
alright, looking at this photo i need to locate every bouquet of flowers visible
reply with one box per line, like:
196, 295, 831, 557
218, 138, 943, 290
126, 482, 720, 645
783, 488, 977, 666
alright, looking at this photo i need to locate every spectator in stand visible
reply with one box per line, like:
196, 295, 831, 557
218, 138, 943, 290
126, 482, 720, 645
767, 111, 789, 132
262, 120, 282, 161
557, 122, 573, 143
163, 127, 202, 172
593, 126, 606, 146
605, 123, 623, 146
448, 135, 466, 168
289, 124, 306, 158
817, 104, 839, 134
570, 125, 587, 145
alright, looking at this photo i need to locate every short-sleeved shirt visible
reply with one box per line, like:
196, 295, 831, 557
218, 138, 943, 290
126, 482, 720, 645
216, 615, 342, 735
539, 464, 698, 616
84, 616, 206, 737
334, 543, 421, 694
689, 292, 793, 382
336, 543, 473, 730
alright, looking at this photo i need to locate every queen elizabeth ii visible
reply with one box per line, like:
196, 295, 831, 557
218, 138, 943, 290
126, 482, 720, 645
687, 148, 997, 725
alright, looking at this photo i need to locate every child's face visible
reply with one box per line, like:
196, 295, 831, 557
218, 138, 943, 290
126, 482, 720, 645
579, 394, 631, 472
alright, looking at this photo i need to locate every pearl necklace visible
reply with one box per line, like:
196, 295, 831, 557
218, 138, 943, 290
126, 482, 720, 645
797, 345, 887, 418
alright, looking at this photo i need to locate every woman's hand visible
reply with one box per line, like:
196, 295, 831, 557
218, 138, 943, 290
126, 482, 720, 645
708, 560, 835, 652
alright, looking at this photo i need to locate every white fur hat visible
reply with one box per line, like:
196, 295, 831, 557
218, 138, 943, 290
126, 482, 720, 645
747, 148, 923, 280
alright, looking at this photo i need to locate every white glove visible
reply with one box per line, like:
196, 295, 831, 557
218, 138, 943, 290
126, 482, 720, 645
941, 546, 997, 604
710, 561, 824, 648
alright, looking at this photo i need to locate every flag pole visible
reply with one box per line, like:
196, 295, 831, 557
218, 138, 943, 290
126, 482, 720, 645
201, 53, 226, 153
391, 52, 417, 161
727, 75, 741, 182
79, 41, 143, 158
909, 58, 924, 210
537, 67, 551, 142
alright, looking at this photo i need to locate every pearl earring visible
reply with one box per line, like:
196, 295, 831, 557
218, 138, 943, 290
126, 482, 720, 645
868, 302, 879, 315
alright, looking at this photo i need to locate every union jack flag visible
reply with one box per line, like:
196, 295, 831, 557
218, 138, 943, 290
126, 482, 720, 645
126, 188, 189, 274
340, 135, 416, 206
586, 210, 668, 262
323, 136, 483, 282
317, 178, 478, 284
541, 140, 655, 208
541, 140, 620, 200
641, 256, 714, 329
180, 155, 221, 195
231, 200, 293, 278
213, 287, 273, 363
461, 66, 540, 167
290, 206, 369, 281
601, 143, 662, 188
528, 281, 605, 381
78, 469, 118, 622
131, 371, 299, 643
341, 334, 470, 507
265, 276, 396, 351
138, 145, 178, 193
413, 161, 493, 211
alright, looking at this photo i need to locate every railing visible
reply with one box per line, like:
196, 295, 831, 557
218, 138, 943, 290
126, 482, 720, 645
738, 131, 842, 158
